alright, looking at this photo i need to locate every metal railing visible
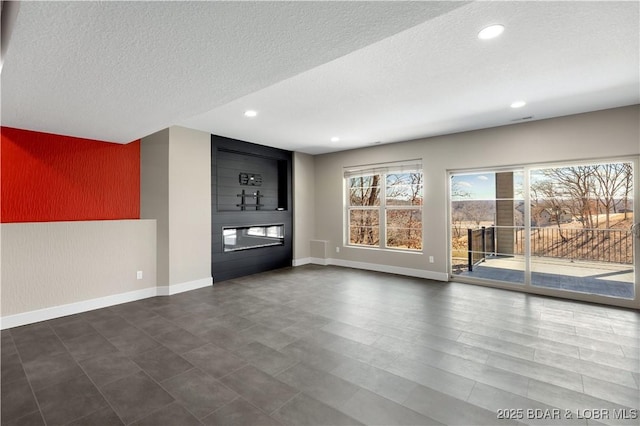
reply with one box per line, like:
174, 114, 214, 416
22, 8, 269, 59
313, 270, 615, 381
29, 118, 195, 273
467, 226, 495, 271
467, 226, 633, 270
516, 227, 633, 264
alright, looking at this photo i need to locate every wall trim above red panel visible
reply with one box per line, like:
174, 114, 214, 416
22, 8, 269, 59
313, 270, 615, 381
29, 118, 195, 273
1, 127, 140, 223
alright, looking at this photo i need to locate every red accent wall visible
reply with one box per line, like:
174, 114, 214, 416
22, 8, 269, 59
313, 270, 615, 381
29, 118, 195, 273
1, 127, 140, 223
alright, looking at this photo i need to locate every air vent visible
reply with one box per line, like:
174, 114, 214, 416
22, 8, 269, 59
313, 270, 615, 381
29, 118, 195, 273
511, 116, 534, 122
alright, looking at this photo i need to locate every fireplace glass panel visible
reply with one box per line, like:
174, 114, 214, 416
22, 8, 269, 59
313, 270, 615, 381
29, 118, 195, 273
223, 224, 285, 252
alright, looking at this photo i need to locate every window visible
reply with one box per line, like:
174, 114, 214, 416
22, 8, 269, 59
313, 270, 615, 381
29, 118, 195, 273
346, 161, 423, 251
449, 159, 636, 301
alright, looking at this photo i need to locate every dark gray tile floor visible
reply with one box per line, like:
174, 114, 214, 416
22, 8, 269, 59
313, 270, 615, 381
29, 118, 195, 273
2, 265, 639, 425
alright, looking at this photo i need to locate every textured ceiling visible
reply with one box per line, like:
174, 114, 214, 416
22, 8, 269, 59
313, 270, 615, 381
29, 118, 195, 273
2, 1, 639, 154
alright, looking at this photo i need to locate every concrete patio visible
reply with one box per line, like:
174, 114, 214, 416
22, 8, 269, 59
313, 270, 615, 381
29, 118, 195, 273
458, 256, 635, 299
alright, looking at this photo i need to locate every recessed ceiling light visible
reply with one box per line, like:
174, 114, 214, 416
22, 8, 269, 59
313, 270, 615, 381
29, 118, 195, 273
478, 24, 504, 40
244, 110, 257, 117
510, 100, 527, 108
330, 137, 340, 142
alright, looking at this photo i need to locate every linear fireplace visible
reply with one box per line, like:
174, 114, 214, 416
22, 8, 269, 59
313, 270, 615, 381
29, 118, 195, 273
212, 134, 292, 282
223, 224, 284, 252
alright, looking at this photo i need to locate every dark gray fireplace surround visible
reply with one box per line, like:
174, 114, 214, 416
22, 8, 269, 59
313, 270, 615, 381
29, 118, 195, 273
211, 135, 292, 282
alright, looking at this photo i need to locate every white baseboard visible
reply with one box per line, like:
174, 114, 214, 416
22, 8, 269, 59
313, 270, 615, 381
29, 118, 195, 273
1, 277, 213, 329
300, 257, 448, 281
310, 257, 329, 266
292, 257, 312, 267
157, 277, 213, 296
0, 287, 158, 330
294, 257, 329, 266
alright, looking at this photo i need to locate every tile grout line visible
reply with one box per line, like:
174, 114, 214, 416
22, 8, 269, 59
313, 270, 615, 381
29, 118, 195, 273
3, 331, 48, 426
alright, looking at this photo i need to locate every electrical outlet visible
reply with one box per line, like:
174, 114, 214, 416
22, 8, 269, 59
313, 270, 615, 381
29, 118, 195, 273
336, 246, 340, 253
136, 270, 143, 280
429, 256, 434, 263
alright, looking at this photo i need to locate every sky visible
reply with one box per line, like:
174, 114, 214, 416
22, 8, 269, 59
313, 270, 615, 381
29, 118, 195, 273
451, 162, 633, 202
451, 172, 524, 200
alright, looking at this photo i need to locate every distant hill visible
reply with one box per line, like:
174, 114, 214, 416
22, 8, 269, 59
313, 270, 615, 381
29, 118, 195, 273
451, 200, 496, 222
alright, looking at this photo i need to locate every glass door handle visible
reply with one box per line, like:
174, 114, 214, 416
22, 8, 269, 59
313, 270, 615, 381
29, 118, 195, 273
632, 223, 640, 238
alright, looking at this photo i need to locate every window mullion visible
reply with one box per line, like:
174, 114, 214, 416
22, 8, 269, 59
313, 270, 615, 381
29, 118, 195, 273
381, 174, 387, 249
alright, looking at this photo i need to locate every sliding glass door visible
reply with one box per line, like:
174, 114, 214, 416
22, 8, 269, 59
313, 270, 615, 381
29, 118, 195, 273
450, 170, 525, 284
449, 159, 636, 301
528, 163, 635, 298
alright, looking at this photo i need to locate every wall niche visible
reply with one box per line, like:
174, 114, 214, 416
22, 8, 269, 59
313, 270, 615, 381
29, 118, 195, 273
216, 149, 289, 212
211, 135, 292, 282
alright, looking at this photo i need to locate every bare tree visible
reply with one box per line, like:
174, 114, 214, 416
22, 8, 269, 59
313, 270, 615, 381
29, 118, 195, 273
386, 172, 423, 249
543, 166, 597, 230
620, 163, 633, 220
451, 177, 471, 199
529, 182, 545, 230
450, 177, 472, 239
530, 179, 569, 242
451, 209, 466, 238
349, 175, 380, 245
592, 163, 628, 231
463, 201, 493, 227
406, 172, 423, 249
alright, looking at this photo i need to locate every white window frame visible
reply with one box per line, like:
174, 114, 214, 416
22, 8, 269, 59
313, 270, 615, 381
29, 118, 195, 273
344, 160, 423, 252
447, 156, 639, 309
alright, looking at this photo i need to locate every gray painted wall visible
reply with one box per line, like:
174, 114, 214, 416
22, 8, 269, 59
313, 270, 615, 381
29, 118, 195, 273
293, 152, 316, 261
1, 220, 157, 318
141, 126, 211, 288
168, 126, 212, 286
310, 106, 639, 303
141, 128, 170, 286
